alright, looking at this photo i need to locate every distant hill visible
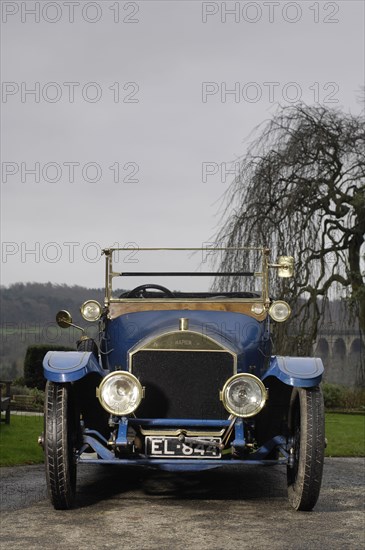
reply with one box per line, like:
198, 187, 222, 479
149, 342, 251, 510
0, 283, 119, 379
0, 282, 106, 325
1, 283, 361, 382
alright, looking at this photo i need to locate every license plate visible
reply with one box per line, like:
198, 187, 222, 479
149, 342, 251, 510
145, 436, 221, 458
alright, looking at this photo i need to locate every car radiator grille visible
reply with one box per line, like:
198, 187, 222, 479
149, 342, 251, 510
131, 350, 234, 419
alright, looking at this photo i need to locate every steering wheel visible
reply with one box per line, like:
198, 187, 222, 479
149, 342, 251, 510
126, 284, 175, 298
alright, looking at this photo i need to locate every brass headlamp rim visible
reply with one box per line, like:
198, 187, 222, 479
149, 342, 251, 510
269, 300, 291, 322
220, 373, 267, 418
80, 300, 102, 322
97, 371, 143, 416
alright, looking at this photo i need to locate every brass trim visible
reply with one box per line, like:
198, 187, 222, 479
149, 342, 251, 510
108, 300, 268, 320
221, 373, 267, 418
269, 300, 291, 322
97, 371, 143, 416
80, 300, 102, 322
138, 348, 234, 354
179, 318, 189, 331
270, 256, 295, 278
103, 247, 293, 315
138, 330, 229, 351
56, 310, 72, 328
139, 427, 226, 437
103, 246, 268, 307
104, 247, 265, 252
129, 329, 237, 372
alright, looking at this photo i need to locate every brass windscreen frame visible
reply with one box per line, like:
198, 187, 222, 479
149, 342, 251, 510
102, 246, 271, 308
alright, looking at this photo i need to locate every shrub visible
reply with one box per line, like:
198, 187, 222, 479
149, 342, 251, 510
29, 387, 45, 410
10, 384, 44, 411
341, 387, 365, 411
322, 383, 365, 411
12, 376, 25, 387
322, 383, 345, 409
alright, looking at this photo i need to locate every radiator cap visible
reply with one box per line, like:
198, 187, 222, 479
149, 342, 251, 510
179, 318, 189, 331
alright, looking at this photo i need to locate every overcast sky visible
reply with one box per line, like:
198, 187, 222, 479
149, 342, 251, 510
1, 0, 364, 289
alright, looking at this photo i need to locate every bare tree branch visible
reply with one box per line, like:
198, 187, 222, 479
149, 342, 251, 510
214, 104, 365, 368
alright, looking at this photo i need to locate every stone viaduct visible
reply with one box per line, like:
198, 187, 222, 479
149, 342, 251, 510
314, 329, 364, 387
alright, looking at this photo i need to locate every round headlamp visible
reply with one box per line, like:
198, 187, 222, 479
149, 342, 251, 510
269, 300, 291, 322
221, 374, 267, 418
97, 371, 143, 416
251, 303, 265, 315
81, 300, 102, 321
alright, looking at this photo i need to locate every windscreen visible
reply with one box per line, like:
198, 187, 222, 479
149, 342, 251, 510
108, 247, 264, 298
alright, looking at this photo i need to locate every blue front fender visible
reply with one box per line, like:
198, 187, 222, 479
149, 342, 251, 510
263, 356, 324, 387
43, 351, 107, 383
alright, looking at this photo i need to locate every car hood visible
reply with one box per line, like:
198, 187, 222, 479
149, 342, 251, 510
104, 309, 269, 374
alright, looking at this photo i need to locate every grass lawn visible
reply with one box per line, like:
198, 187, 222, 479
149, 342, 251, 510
0, 412, 363, 467
0, 414, 44, 467
325, 412, 365, 457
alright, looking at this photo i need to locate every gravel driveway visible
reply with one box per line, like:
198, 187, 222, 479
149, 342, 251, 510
0, 458, 364, 549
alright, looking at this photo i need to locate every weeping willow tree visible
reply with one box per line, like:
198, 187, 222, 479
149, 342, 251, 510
214, 104, 365, 365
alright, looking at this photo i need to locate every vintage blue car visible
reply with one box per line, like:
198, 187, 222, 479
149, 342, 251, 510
41, 246, 325, 510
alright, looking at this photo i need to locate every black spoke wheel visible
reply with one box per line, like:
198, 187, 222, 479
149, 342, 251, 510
44, 381, 80, 510
287, 386, 325, 511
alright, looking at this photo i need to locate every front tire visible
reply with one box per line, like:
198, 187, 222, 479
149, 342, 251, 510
287, 386, 325, 511
44, 381, 80, 509
77, 337, 99, 357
